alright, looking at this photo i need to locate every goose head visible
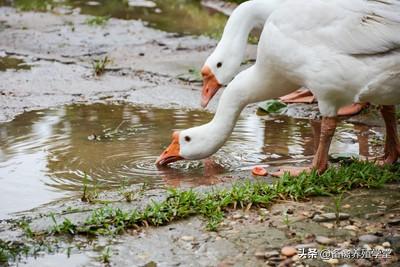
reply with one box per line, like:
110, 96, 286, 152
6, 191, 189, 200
201, 47, 244, 108
156, 126, 222, 166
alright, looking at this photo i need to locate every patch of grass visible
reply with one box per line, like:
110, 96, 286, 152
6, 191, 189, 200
81, 174, 99, 203
100, 247, 112, 264
14, 0, 53, 11
31, 161, 400, 236
119, 180, 135, 203
92, 56, 110, 77
85, 16, 110, 27
332, 193, 343, 226
0, 240, 30, 265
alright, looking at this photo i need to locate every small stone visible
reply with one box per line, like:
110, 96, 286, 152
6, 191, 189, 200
364, 212, 384, 220
264, 250, 280, 259
322, 223, 334, 229
316, 236, 335, 245
374, 245, 385, 251
382, 242, 391, 248
388, 218, 400, 226
292, 255, 300, 262
343, 204, 351, 209
232, 213, 243, 220
359, 234, 379, 244
323, 258, 339, 265
281, 246, 297, 257
254, 251, 266, 259
313, 213, 350, 222
344, 225, 359, 231
181, 236, 194, 242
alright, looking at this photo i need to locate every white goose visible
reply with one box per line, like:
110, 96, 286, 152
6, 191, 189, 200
201, 0, 285, 108
157, 0, 400, 175
201, 0, 368, 116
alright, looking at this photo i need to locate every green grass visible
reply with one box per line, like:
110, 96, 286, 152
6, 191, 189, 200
85, 16, 110, 27
4, 161, 398, 265
36, 161, 400, 236
92, 56, 110, 77
14, 0, 53, 11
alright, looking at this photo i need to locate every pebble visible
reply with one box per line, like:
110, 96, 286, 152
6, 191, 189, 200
281, 246, 297, 257
388, 218, 400, 226
181, 235, 194, 242
316, 236, 335, 245
313, 213, 350, 222
264, 250, 280, 259
254, 251, 266, 259
343, 204, 351, 209
322, 223, 334, 229
382, 242, 391, 248
359, 234, 379, 244
344, 225, 359, 231
232, 213, 243, 220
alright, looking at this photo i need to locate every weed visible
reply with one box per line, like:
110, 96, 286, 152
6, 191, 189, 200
19, 220, 34, 239
100, 247, 112, 264
14, 0, 53, 11
119, 180, 135, 203
92, 56, 110, 76
85, 16, 110, 26
332, 193, 343, 226
283, 214, 291, 229
81, 174, 99, 203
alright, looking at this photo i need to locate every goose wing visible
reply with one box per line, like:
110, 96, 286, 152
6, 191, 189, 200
270, 0, 400, 55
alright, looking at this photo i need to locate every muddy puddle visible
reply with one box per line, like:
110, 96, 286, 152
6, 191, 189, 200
0, 103, 384, 219
0, 55, 31, 71
0, 0, 228, 37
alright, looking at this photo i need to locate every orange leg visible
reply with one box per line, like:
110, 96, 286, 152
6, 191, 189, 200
311, 117, 337, 173
272, 117, 337, 177
380, 105, 400, 164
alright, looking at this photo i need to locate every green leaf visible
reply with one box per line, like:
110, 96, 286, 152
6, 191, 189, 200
258, 100, 287, 114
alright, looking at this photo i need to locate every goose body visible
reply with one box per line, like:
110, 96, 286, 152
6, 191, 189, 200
158, 0, 400, 171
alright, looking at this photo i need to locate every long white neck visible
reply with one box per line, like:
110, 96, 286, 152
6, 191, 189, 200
201, 65, 297, 153
217, 0, 284, 64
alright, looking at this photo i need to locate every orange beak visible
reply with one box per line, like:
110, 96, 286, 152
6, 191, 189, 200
201, 65, 222, 108
156, 131, 184, 166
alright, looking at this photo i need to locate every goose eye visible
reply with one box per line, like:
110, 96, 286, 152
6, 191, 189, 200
217, 62, 222, 68
184, 136, 191, 142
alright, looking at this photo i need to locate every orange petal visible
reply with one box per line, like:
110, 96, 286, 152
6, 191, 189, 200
252, 166, 268, 176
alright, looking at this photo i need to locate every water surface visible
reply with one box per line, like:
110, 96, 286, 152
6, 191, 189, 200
0, 0, 228, 37
0, 104, 383, 219
0, 55, 31, 71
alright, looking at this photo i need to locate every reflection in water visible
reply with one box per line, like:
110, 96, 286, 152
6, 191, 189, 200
0, 0, 228, 37
0, 104, 382, 218
0, 56, 31, 71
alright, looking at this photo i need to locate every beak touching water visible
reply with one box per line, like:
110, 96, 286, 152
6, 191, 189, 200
156, 131, 184, 166
201, 65, 222, 108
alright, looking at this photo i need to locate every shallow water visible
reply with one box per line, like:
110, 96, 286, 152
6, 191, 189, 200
0, 55, 31, 71
0, 0, 228, 36
0, 104, 383, 219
